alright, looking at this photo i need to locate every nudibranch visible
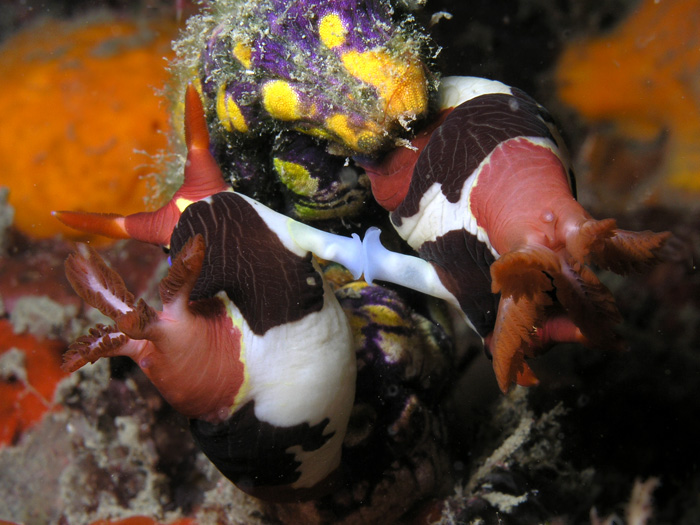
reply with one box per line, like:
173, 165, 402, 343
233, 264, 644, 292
54, 86, 365, 501
360, 76, 670, 392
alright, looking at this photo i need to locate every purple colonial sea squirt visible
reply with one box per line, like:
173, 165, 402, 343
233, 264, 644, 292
170, 0, 435, 220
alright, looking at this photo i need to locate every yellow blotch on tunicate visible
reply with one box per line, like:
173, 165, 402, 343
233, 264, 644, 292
325, 113, 381, 153
273, 158, 319, 196
233, 41, 252, 69
216, 84, 249, 133
262, 80, 303, 121
319, 13, 347, 49
361, 304, 405, 328
304, 126, 336, 142
341, 50, 428, 121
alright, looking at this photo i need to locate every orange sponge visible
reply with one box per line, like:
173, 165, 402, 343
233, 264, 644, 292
556, 0, 700, 203
0, 320, 68, 447
0, 16, 177, 241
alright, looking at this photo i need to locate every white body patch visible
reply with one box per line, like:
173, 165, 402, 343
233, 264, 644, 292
438, 76, 514, 109
389, 76, 516, 256
393, 175, 497, 258
220, 276, 356, 488
394, 133, 564, 262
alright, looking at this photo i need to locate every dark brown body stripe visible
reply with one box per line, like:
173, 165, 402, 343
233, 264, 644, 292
419, 229, 499, 336
169, 192, 324, 335
392, 90, 554, 226
190, 400, 333, 496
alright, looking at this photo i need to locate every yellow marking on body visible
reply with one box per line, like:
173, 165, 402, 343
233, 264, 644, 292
219, 291, 252, 415
343, 280, 368, 295
216, 84, 249, 133
262, 80, 303, 121
232, 41, 252, 68
319, 13, 347, 49
341, 50, 428, 120
175, 197, 194, 212
346, 313, 369, 350
273, 158, 319, 196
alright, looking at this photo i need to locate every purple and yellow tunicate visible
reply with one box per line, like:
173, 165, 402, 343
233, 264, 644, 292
194, 0, 432, 152
169, 0, 435, 222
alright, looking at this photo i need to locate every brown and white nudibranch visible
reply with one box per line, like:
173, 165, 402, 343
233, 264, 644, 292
54, 86, 364, 501
360, 76, 671, 393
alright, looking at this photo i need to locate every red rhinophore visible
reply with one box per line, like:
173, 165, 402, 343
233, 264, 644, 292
54, 85, 230, 247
